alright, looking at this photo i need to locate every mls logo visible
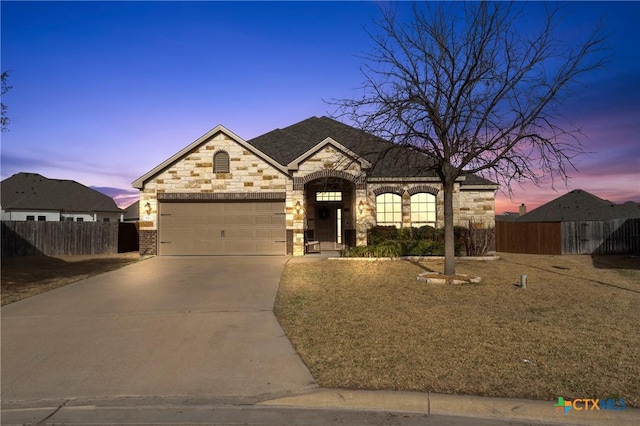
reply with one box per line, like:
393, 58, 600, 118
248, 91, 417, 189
554, 397, 572, 414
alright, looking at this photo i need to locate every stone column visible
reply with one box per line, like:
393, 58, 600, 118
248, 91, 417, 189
288, 189, 306, 256
355, 188, 373, 246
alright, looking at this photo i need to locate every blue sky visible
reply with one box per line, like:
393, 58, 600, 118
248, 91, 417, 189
2, 1, 639, 213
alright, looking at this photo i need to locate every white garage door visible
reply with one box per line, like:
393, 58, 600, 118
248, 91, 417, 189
159, 201, 286, 255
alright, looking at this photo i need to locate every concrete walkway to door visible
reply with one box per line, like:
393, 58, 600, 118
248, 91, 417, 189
1, 256, 316, 407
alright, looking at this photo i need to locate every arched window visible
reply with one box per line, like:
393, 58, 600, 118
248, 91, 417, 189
410, 193, 437, 228
213, 151, 230, 173
376, 193, 402, 228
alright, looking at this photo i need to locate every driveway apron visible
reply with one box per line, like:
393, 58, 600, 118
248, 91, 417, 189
1, 256, 316, 404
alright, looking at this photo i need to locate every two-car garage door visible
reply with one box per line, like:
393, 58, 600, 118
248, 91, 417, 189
158, 201, 286, 255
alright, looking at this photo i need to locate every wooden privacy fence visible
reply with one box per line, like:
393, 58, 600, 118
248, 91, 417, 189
496, 219, 640, 255
1, 221, 139, 257
562, 219, 640, 255
495, 221, 562, 255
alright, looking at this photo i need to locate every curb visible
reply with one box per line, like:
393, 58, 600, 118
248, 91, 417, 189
258, 389, 640, 426
328, 255, 500, 261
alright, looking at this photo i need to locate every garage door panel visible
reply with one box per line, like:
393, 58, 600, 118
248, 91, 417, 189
159, 201, 285, 255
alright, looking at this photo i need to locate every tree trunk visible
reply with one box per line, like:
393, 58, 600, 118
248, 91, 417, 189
443, 178, 456, 276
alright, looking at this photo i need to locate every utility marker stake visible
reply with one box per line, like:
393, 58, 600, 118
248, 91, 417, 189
520, 274, 527, 289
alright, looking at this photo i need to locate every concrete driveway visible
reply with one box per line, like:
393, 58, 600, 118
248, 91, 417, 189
1, 256, 316, 406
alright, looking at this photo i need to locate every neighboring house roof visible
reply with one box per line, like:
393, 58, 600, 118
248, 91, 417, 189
123, 200, 140, 221
1, 172, 123, 213
495, 212, 521, 222
516, 189, 640, 222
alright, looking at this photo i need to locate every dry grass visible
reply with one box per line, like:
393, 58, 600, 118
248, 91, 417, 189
275, 253, 640, 406
1, 253, 140, 305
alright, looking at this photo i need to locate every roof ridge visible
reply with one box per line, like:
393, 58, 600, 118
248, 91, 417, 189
569, 189, 610, 205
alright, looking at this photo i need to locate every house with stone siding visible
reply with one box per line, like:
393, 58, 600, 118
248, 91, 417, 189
132, 116, 498, 256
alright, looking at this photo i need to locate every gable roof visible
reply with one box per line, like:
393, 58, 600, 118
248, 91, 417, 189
516, 189, 640, 222
132, 124, 287, 189
131, 116, 497, 188
1, 172, 122, 213
286, 137, 372, 171
247, 116, 427, 177
248, 116, 497, 186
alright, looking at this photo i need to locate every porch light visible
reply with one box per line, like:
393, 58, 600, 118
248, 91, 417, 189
144, 202, 152, 215
358, 200, 365, 215
295, 201, 302, 214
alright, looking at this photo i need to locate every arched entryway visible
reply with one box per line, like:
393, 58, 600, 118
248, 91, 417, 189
303, 173, 357, 251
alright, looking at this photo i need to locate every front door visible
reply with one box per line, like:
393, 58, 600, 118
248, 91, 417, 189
315, 205, 343, 250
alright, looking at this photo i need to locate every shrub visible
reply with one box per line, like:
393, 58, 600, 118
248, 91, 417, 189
459, 220, 495, 256
341, 246, 376, 258
346, 224, 471, 258
375, 241, 402, 257
398, 227, 415, 241
341, 241, 402, 258
404, 240, 445, 256
367, 226, 399, 245
414, 225, 436, 240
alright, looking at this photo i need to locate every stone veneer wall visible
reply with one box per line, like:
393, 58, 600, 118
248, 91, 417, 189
138, 131, 289, 255
137, 133, 495, 255
455, 190, 496, 227
292, 145, 365, 255
365, 182, 496, 230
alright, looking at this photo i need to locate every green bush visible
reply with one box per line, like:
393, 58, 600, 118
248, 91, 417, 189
414, 225, 436, 240
367, 226, 399, 245
344, 224, 465, 258
398, 227, 416, 241
342, 242, 402, 258
341, 246, 376, 258
403, 240, 445, 256
375, 241, 402, 257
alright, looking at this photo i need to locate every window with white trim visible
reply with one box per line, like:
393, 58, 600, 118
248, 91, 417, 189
376, 193, 402, 228
316, 191, 342, 202
213, 151, 230, 173
410, 193, 437, 227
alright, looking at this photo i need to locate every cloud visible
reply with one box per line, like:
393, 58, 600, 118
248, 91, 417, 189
90, 186, 138, 198
90, 186, 139, 209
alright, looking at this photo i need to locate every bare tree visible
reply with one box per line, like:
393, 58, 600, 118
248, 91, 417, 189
1, 71, 11, 132
331, 2, 608, 275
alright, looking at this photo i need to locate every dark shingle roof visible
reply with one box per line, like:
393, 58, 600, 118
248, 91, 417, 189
516, 189, 640, 222
1, 172, 122, 213
248, 116, 496, 185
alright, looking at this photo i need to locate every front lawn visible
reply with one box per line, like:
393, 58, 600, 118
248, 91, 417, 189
275, 253, 640, 407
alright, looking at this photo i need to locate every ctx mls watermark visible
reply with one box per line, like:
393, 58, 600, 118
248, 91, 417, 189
554, 397, 626, 414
